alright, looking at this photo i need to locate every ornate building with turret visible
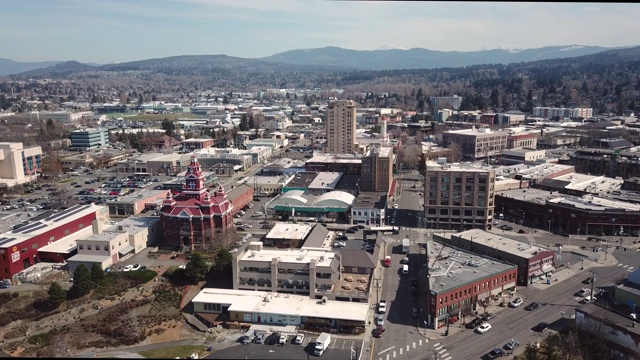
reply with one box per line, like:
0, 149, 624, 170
160, 155, 234, 249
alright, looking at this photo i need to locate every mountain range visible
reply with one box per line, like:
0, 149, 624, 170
0, 44, 630, 77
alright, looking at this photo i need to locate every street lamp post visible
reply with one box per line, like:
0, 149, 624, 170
548, 220, 551, 233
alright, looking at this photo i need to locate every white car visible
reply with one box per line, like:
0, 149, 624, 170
578, 288, 591, 297
278, 333, 288, 345
378, 301, 387, 314
229, 248, 239, 253
375, 315, 384, 326
509, 297, 523, 308
294, 333, 304, 345
122, 265, 133, 272
241, 224, 253, 229
475, 323, 492, 334
130, 264, 141, 271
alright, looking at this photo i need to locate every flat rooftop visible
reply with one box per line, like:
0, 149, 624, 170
426, 240, 517, 294
308, 172, 342, 190
244, 175, 287, 185
239, 243, 337, 268
500, 184, 636, 211
448, 229, 554, 259
0, 204, 104, 250
265, 223, 312, 241
38, 226, 94, 254
554, 174, 623, 196
107, 189, 166, 203
353, 192, 387, 208
425, 161, 493, 173
577, 302, 640, 336
306, 154, 362, 164
286, 172, 318, 188
191, 288, 369, 323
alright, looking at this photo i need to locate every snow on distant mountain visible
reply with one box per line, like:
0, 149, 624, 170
560, 45, 585, 51
376, 44, 406, 51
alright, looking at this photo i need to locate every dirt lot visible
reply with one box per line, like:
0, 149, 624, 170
0, 269, 207, 357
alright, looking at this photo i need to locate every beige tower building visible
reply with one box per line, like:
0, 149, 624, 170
326, 100, 357, 154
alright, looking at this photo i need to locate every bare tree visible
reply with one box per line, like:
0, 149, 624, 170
446, 142, 463, 162
402, 145, 422, 170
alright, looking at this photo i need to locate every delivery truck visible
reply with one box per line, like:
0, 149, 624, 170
314, 332, 331, 356
402, 238, 410, 253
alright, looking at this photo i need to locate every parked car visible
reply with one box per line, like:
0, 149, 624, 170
500, 225, 514, 231
487, 348, 504, 359
130, 264, 141, 271
254, 333, 266, 344
294, 333, 304, 345
278, 333, 288, 345
509, 297, 523, 308
577, 288, 591, 297
504, 339, 520, 350
582, 277, 595, 284
475, 323, 492, 334
524, 302, 540, 311
375, 315, 384, 326
122, 265, 133, 272
533, 322, 549, 332
482, 313, 496, 321
466, 317, 483, 329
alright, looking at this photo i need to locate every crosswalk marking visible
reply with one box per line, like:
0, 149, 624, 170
434, 343, 441, 347
413, 342, 416, 349
406, 345, 410, 352
618, 263, 624, 266
435, 345, 443, 350
419, 339, 422, 346
386, 354, 389, 360
399, 348, 403, 355
439, 349, 447, 354
443, 357, 452, 360
623, 265, 629, 268
393, 351, 396, 358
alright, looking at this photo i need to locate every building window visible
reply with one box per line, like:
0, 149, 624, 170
87, 245, 92, 250
79, 245, 84, 250
104, 245, 109, 251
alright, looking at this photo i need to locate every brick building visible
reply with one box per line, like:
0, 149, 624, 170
160, 155, 234, 250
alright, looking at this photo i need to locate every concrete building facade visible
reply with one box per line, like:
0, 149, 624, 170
326, 100, 357, 154
424, 163, 496, 230
70, 128, 109, 151
442, 128, 507, 160
0, 142, 43, 188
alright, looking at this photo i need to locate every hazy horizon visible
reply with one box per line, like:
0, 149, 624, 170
2, 1, 640, 64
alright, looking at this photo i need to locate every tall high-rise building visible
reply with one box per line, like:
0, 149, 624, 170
361, 147, 394, 192
326, 100, 357, 154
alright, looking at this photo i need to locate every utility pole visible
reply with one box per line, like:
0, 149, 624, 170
589, 271, 597, 301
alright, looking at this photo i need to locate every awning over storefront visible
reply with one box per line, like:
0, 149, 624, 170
118, 245, 135, 257
542, 265, 554, 273
530, 270, 544, 277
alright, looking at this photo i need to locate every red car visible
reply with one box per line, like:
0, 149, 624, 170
109, 191, 119, 195
373, 327, 385, 338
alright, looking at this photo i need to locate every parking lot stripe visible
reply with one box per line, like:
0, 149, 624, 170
419, 339, 422, 346
393, 351, 396, 358
399, 348, 403, 355
413, 342, 416, 349
406, 345, 409, 352
386, 354, 389, 360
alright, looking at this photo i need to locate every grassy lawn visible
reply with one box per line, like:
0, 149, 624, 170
138, 345, 210, 359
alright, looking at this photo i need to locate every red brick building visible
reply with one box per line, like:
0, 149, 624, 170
0, 204, 105, 282
227, 184, 254, 216
423, 241, 517, 329
160, 155, 234, 250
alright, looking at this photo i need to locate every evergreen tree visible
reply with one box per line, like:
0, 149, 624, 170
184, 252, 209, 284
90, 263, 106, 287
248, 114, 255, 130
68, 264, 93, 299
239, 114, 249, 131
47, 282, 66, 308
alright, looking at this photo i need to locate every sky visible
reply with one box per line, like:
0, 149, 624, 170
2, 1, 640, 64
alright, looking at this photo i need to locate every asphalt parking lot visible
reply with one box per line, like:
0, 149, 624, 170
206, 337, 361, 360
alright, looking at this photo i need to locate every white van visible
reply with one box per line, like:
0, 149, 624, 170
402, 265, 409, 275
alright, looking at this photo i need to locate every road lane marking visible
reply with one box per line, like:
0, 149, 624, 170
419, 339, 422, 346
386, 355, 389, 360
406, 345, 410, 351
413, 342, 416, 349
378, 346, 395, 355
393, 351, 396, 358
399, 348, 403, 355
